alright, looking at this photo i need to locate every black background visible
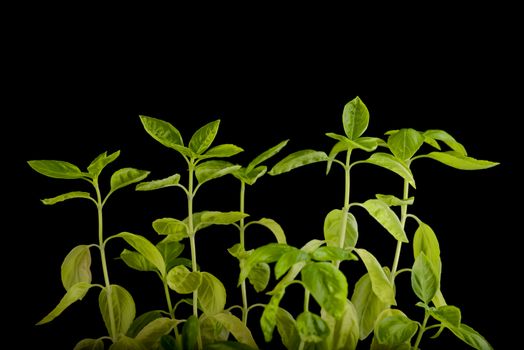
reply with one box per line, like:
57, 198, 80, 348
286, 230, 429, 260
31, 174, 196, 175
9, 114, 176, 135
5, 6, 520, 349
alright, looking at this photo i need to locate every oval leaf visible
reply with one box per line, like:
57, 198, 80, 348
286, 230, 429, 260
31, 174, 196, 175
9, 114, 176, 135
351, 273, 388, 340
323, 209, 358, 249
375, 314, 418, 346
98, 284, 136, 338
135, 174, 181, 191
362, 199, 408, 243
61, 245, 92, 290
363, 152, 416, 188
275, 249, 310, 279
87, 150, 120, 178
354, 248, 396, 306
167, 265, 202, 294
296, 311, 330, 343
120, 249, 156, 272
114, 232, 166, 276
342, 96, 369, 140
110, 168, 150, 193
195, 160, 241, 184
268, 149, 328, 175
135, 317, 174, 348
140, 115, 184, 148
152, 217, 188, 241
247, 218, 287, 244
411, 252, 439, 303
198, 271, 227, 315
189, 119, 220, 154
387, 128, 425, 161
28, 160, 85, 179
36, 282, 93, 325
247, 262, 271, 293
212, 312, 258, 348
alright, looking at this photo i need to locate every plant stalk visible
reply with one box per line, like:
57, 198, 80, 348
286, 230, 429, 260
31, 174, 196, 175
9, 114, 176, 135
413, 310, 429, 350
335, 150, 352, 269
239, 181, 249, 325
390, 179, 410, 284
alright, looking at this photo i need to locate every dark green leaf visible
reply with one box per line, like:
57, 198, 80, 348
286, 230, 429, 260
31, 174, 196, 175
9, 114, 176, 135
203, 341, 258, 350
28, 160, 85, 179
182, 314, 199, 350
342, 96, 369, 140
73, 338, 105, 350
140, 115, 184, 148
269, 150, 328, 175
108, 336, 144, 350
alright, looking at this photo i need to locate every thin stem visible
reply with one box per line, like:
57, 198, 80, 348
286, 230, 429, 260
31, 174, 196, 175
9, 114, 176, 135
304, 289, 310, 312
163, 278, 174, 318
239, 181, 249, 325
413, 310, 430, 350
94, 181, 117, 340
390, 179, 410, 284
335, 150, 352, 269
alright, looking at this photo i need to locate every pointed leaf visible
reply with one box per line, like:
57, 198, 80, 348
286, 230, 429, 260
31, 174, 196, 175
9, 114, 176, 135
326, 140, 348, 174
87, 150, 120, 178
198, 272, 227, 315
120, 249, 155, 272
323, 209, 358, 249
247, 262, 270, 292
375, 194, 414, 206
195, 160, 241, 184
342, 96, 369, 139
354, 248, 396, 305
42, 191, 92, 205
136, 174, 181, 191
301, 262, 348, 319
110, 168, 150, 193
28, 160, 85, 179
202, 144, 244, 159
114, 232, 166, 276
275, 248, 310, 279
167, 265, 202, 294
429, 305, 461, 328
232, 166, 267, 186
126, 310, 164, 338
423, 129, 467, 155
135, 317, 174, 348
411, 252, 439, 303
362, 199, 408, 243
182, 314, 199, 350
260, 289, 285, 342
321, 300, 359, 350
247, 218, 287, 244
311, 246, 358, 263
153, 217, 188, 241
61, 245, 92, 290
247, 139, 289, 171
36, 282, 93, 325
296, 311, 330, 343
362, 152, 416, 188
140, 115, 184, 148
351, 273, 388, 340
375, 314, 418, 346
239, 243, 293, 285
387, 128, 425, 161
268, 149, 328, 175
212, 312, 258, 348
449, 323, 493, 350
413, 221, 441, 280
73, 338, 105, 350
419, 151, 499, 170
275, 308, 301, 350
156, 240, 185, 272
99, 284, 136, 338
189, 119, 220, 154
326, 133, 379, 152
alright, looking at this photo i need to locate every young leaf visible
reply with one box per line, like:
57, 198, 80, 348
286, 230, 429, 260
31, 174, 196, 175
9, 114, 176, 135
198, 272, 227, 316
413, 221, 441, 280
362, 152, 416, 188
202, 144, 244, 159
247, 262, 271, 292
193, 211, 248, 233
354, 248, 396, 306
429, 305, 461, 328
152, 217, 188, 241
114, 232, 166, 276
36, 282, 93, 325
311, 246, 358, 263
387, 128, 425, 161
275, 249, 310, 279
73, 338, 105, 350
323, 209, 359, 249
61, 245, 92, 290
260, 289, 285, 342
87, 150, 121, 178
42, 191, 93, 205
375, 314, 418, 346
156, 240, 185, 272
134, 317, 174, 349
351, 273, 388, 340
28, 160, 86, 179
411, 252, 439, 304
418, 151, 499, 170
362, 199, 408, 243
189, 119, 220, 154
110, 168, 151, 194
268, 149, 328, 175
247, 139, 289, 171
166, 265, 202, 294
239, 243, 293, 285
342, 96, 369, 140
195, 160, 241, 184
98, 284, 136, 339
139, 115, 184, 149
321, 300, 359, 350
135, 174, 181, 191
232, 166, 267, 186
326, 133, 379, 152
212, 312, 258, 348
296, 311, 330, 343
375, 194, 414, 207
120, 249, 156, 272
246, 218, 287, 244
423, 129, 467, 155
301, 262, 348, 319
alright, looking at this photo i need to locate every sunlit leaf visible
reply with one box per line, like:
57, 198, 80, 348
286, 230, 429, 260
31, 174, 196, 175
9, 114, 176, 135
354, 248, 396, 306
247, 139, 289, 171
275, 248, 310, 279
375, 314, 418, 346
189, 119, 220, 154
311, 246, 357, 263
156, 240, 185, 272
212, 312, 258, 348
411, 252, 439, 304
99, 284, 136, 338
198, 272, 227, 315
247, 262, 270, 292
448, 323, 493, 350
246, 218, 287, 244
61, 245, 92, 290
323, 209, 358, 249
195, 160, 241, 184
351, 273, 388, 340
429, 305, 461, 328
28, 160, 86, 179
268, 150, 328, 175
321, 299, 359, 350
167, 265, 202, 294
239, 243, 293, 285
87, 150, 121, 178
140, 115, 184, 149
110, 168, 150, 194
114, 232, 166, 276
135, 174, 181, 191
260, 289, 285, 342
423, 129, 467, 156
202, 144, 244, 159
120, 249, 155, 272
342, 96, 369, 140
418, 151, 499, 170
362, 199, 408, 243
362, 153, 416, 188
232, 166, 267, 186
387, 128, 424, 161
42, 191, 92, 205
375, 194, 414, 207
36, 282, 93, 325
152, 217, 188, 241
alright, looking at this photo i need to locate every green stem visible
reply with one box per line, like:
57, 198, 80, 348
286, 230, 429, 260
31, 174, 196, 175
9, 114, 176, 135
413, 310, 430, 350
390, 179, 410, 284
335, 150, 352, 269
304, 289, 310, 312
239, 181, 249, 325
95, 181, 117, 340
163, 277, 174, 318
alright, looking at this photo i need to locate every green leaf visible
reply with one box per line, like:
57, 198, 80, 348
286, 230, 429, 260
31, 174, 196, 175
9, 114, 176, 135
362, 199, 408, 243
326, 141, 348, 174
36, 282, 93, 325
326, 133, 380, 152
198, 272, 227, 315
419, 151, 499, 170
260, 289, 285, 342
110, 168, 150, 194
42, 191, 92, 205
120, 249, 155, 272
239, 243, 293, 285
212, 312, 258, 348
136, 174, 181, 191
159, 335, 178, 350
342, 96, 369, 140
268, 149, 328, 175
375, 314, 418, 346
296, 311, 330, 343
202, 144, 244, 159
200, 314, 229, 344
351, 273, 388, 340
429, 305, 461, 328
135, 317, 174, 349
232, 166, 267, 186
301, 262, 348, 319
323, 209, 358, 249
167, 265, 202, 294
423, 129, 467, 155
126, 310, 163, 338
28, 160, 85, 179
108, 336, 145, 350
61, 245, 92, 290
449, 323, 493, 350
195, 160, 241, 184
275, 248, 310, 279
157, 240, 185, 272
247, 218, 287, 244
87, 150, 120, 178
195, 211, 248, 229
311, 246, 357, 263
413, 221, 441, 279
203, 342, 258, 350
182, 314, 199, 350
411, 252, 439, 303
362, 152, 416, 188
247, 139, 290, 171
189, 119, 220, 154
99, 284, 136, 338
114, 232, 166, 276
354, 248, 396, 306
153, 218, 188, 241
247, 262, 270, 292
275, 308, 301, 350
73, 338, 105, 350
140, 115, 184, 149
387, 128, 425, 161
375, 194, 414, 207
321, 300, 359, 350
